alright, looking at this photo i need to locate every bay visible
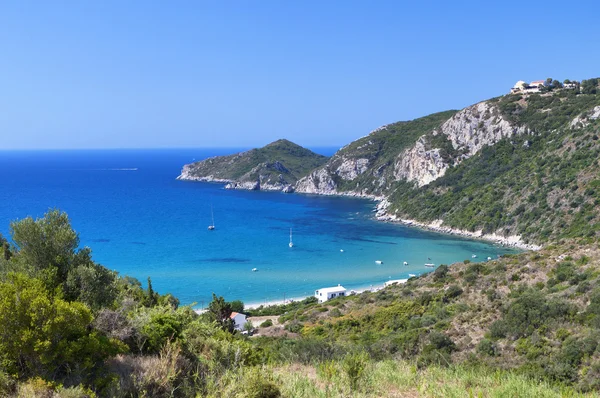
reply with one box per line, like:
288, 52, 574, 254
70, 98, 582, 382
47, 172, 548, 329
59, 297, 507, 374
0, 149, 518, 307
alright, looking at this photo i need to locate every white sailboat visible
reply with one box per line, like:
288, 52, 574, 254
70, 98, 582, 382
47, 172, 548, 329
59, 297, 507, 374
289, 228, 294, 248
208, 205, 215, 230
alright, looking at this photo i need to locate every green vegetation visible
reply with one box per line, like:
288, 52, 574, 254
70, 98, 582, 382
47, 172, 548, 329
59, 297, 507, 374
6, 79, 600, 396
181, 139, 328, 187
387, 81, 600, 244
2, 211, 600, 396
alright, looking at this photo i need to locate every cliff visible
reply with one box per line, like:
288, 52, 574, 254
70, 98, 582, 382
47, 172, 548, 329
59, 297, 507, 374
177, 139, 328, 192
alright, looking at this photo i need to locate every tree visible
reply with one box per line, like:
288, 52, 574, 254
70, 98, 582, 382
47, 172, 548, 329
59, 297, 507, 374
0, 272, 124, 379
208, 293, 234, 332
0, 233, 11, 261
144, 277, 159, 307
10, 210, 79, 284
581, 78, 599, 95
230, 299, 244, 313
64, 260, 119, 310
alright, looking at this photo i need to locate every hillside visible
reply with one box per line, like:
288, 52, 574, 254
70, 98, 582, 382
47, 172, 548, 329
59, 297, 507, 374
295, 78, 600, 246
247, 241, 600, 395
384, 81, 600, 245
2, 211, 599, 397
179, 80, 600, 246
177, 139, 328, 192
295, 110, 459, 196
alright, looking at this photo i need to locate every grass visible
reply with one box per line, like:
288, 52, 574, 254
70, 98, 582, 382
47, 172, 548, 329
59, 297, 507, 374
272, 360, 594, 398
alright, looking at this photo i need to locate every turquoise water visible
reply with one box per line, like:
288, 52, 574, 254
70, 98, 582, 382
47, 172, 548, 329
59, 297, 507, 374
0, 149, 518, 307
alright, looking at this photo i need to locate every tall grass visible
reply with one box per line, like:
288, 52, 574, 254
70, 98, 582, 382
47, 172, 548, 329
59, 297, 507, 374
273, 359, 595, 398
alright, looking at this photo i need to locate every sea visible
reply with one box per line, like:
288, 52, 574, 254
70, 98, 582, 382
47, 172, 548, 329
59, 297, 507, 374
0, 149, 519, 308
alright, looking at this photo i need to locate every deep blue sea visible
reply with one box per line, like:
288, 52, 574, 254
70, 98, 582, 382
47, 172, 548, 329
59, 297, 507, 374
0, 149, 518, 308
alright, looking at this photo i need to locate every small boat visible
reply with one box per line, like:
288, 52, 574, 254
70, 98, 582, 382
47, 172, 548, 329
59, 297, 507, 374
487, 256, 492, 261
289, 228, 294, 248
208, 205, 215, 230
408, 273, 416, 277
424, 263, 435, 268
403, 261, 408, 266
471, 254, 477, 258
251, 268, 258, 272
340, 249, 344, 252
375, 260, 383, 265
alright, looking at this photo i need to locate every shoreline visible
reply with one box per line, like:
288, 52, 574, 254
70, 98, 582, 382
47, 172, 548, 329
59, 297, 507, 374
244, 283, 388, 310
374, 200, 541, 251
193, 282, 393, 314
178, 178, 540, 251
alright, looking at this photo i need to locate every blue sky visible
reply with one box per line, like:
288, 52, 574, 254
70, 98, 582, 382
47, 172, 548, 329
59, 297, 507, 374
1, 1, 599, 149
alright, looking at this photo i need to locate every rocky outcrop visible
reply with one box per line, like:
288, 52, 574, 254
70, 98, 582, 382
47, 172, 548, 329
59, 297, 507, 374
394, 137, 449, 187
295, 167, 338, 195
394, 102, 527, 187
570, 105, 600, 129
176, 165, 232, 184
298, 101, 527, 192
439, 101, 524, 156
336, 158, 370, 180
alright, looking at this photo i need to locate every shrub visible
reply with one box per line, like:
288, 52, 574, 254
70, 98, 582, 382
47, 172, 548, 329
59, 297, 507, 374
240, 367, 281, 398
342, 351, 369, 391
489, 320, 507, 339
477, 338, 497, 356
260, 319, 274, 328
433, 264, 449, 281
444, 285, 463, 300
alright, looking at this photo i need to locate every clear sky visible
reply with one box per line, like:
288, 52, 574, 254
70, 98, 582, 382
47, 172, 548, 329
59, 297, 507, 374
1, 1, 599, 149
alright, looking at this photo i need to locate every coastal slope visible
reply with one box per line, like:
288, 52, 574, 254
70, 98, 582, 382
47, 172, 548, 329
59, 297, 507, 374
179, 78, 600, 247
177, 139, 328, 192
297, 79, 600, 246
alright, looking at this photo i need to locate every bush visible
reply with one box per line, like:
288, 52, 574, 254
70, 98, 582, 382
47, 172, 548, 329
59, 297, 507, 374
489, 320, 507, 339
434, 264, 449, 281
260, 319, 274, 328
240, 367, 281, 398
342, 351, 369, 391
477, 338, 497, 356
444, 285, 463, 300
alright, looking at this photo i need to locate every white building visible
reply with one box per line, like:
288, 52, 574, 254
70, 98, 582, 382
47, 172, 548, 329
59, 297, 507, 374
314, 285, 347, 303
230, 312, 248, 331
510, 80, 528, 93
510, 79, 549, 94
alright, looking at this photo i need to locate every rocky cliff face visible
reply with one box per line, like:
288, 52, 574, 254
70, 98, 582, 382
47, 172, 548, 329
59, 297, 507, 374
394, 101, 528, 187
570, 105, 600, 129
296, 101, 526, 192
394, 137, 449, 187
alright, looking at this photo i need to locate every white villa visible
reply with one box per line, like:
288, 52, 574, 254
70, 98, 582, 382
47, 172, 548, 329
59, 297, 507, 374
315, 285, 347, 303
511, 79, 548, 94
511, 79, 579, 94
230, 311, 248, 331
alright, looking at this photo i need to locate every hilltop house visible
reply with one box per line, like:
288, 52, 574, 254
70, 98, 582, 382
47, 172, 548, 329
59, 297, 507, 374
511, 79, 549, 94
230, 312, 248, 331
315, 285, 347, 303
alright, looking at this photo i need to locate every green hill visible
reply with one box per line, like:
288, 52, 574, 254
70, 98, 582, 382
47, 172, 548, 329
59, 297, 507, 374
178, 139, 328, 192
387, 82, 600, 245
297, 78, 600, 246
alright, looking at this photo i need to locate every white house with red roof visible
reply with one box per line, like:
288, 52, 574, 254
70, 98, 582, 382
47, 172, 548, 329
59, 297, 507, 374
230, 312, 248, 331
